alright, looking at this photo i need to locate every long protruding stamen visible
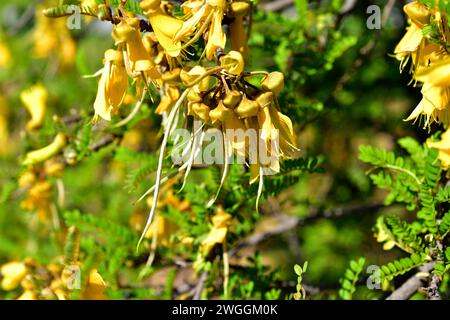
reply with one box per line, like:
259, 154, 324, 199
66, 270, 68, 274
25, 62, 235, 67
137, 89, 189, 252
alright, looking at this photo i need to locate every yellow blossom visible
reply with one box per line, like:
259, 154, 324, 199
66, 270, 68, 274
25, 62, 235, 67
22, 133, 67, 166
174, 0, 227, 60
0, 42, 11, 68
81, 269, 108, 300
20, 84, 48, 131
428, 128, 450, 168
33, 5, 76, 68
201, 207, 232, 255
93, 49, 128, 121
0, 262, 29, 291
140, 0, 184, 57
112, 18, 160, 79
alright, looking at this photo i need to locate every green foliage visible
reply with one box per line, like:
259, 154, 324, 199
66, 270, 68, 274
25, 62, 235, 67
379, 253, 426, 282
338, 257, 365, 300
293, 261, 308, 300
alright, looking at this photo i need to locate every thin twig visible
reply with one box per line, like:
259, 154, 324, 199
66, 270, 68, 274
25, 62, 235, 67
229, 202, 385, 256
386, 262, 435, 300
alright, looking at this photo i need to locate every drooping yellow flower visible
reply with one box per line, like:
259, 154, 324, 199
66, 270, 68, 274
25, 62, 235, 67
140, 0, 184, 58
20, 84, 48, 131
22, 133, 67, 166
0, 42, 11, 68
174, 0, 227, 60
93, 49, 128, 121
33, 5, 77, 68
81, 269, 108, 300
428, 128, 450, 168
112, 18, 160, 79
406, 82, 450, 126
0, 262, 29, 291
394, 1, 432, 69
201, 206, 232, 255
156, 86, 181, 114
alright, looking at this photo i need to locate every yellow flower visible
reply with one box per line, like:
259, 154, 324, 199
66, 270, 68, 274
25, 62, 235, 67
156, 86, 181, 114
17, 290, 37, 300
22, 133, 67, 166
33, 6, 77, 68
112, 18, 160, 79
20, 180, 53, 220
405, 82, 450, 126
221, 50, 244, 75
0, 96, 10, 155
0, 262, 29, 291
428, 128, 450, 168
140, 0, 184, 57
20, 84, 48, 131
201, 207, 232, 255
81, 269, 108, 300
0, 42, 11, 68
174, 0, 227, 60
93, 49, 128, 121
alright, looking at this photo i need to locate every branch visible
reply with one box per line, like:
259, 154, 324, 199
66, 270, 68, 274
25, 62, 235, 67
259, 0, 293, 12
229, 202, 384, 256
386, 262, 435, 300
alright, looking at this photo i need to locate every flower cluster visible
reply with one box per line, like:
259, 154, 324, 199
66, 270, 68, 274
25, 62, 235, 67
43, 0, 300, 242
395, 1, 450, 127
0, 257, 107, 300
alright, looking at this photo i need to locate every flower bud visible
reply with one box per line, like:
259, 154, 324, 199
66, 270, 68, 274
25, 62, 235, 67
180, 66, 210, 91
97, 4, 112, 21
140, 0, 162, 14
256, 92, 275, 109
261, 71, 284, 94
187, 89, 202, 103
223, 90, 242, 109
209, 102, 233, 124
22, 133, 67, 166
192, 103, 211, 122
235, 96, 259, 118
161, 68, 181, 84
404, 2, 430, 27
221, 51, 244, 75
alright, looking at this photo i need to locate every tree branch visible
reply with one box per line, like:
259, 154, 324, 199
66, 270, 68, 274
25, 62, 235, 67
386, 262, 435, 300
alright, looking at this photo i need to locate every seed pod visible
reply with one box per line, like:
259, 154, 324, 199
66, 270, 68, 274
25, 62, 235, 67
261, 72, 284, 94
209, 102, 233, 124
161, 68, 181, 84
192, 103, 211, 122
235, 96, 259, 118
187, 89, 202, 103
256, 92, 275, 109
223, 90, 242, 109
